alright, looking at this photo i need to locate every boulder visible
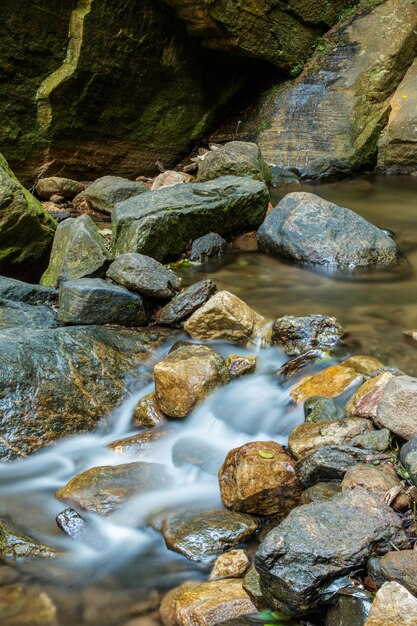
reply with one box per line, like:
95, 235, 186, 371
376, 376, 417, 440
226, 355, 256, 379
209, 550, 249, 581
151, 171, 191, 191
257, 193, 399, 268
85, 176, 147, 214
160, 579, 256, 626
270, 166, 300, 188
400, 435, 417, 486
0, 299, 58, 330
40, 215, 111, 288
291, 363, 363, 404
184, 291, 266, 345
58, 278, 147, 326
155, 280, 217, 326
0, 583, 58, 626
347, 373, 394, 420
0, 153, 56, 267
271, 314, 343, 356
0, 276, 57, 306
364, 582, 417, 626
56, 462, 172, 515
197, 142, 272, 185
218, 441, 301, 517
133, 393, 168, 428
300, 482, 342, 505
190, 233, 229, 263
36, 176, 84, 200
0, 517, 59, 559
255, 489, 409, 616
380, 551, 417, 596
107, 253, 181, 299
111, 176, 269, 262
157, 508, 258, 561
304, 396, 345, 423
154, 344, 230, 418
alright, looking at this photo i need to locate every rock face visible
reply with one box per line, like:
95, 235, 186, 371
219, 441, 301, 517
190, 233, 229, 263
155, 280, 217, 326
0, 276, 57, 306
197, 142, 272, 185
257, 0, 417, 178
107, 253, 181, 299
376, 376, 417, 440
0, 153, 56, 268
255, 489, 408, 616
271, 314, 343, 356
85, 176, 147, 213
154, 344, 230, 418
0, 299, 58, 330
40, 215, 111, 287
364, 582, 417, 626
380, 551, 417, 596
0, 326, 166, 461
58, 278, 147, 326
258, 193, 399, 268
111, 176, 269, 262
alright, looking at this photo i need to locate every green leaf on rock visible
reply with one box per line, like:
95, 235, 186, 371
259, 450, 274, 459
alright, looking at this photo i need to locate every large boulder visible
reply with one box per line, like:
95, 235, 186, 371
376, 375, 417, 440
84, 176, 147, 214
365, 582, 417, 626
111, 176, 269, 262
258, 192, 399, 268
0, 153, 56, 268
107, 253, 181, 299
255, 489, 409, 616
197, 142, 272, 185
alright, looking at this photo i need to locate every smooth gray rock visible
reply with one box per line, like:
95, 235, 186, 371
155, 280, 217, 326
85, 176, 147, 214
58, 278, 147, 326
190, 233, 229, 262
272, 314, 343, 356
197, 142, 272, 185
0, 276, 57, 306
296, 445, 379, 487
107, 253, 181, 298
0, 298, 58, 329
36, 177, 84, 200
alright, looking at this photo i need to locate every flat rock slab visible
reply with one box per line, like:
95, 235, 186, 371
107, 252, 181, 298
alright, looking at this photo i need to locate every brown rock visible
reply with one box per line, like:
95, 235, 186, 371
36, 176, 84, 200
300, 482, 342, 505
226, 355, 256, 378
133, 393, 168, 428
347, 373, 394, 419
342, 464, 403, 505
364, 582, 417, 626
209, 549, 249, 581
184, 291, 266, 345
243, 566, 269, 610
154, 344, 230, 418
0, 518, 60, 559
108, 428, 170, 457
377, 376, 417, 440
288, 418, 373, 461
159, 579, 256, 626
151, 171, 192, 191
342, 356, 384, 376
219, 441, 301, 517
380, 551, 417, 596
291, 364, 363, 404
0, 583, 58, 626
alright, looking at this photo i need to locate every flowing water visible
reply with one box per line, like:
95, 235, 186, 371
1, 174, 417, 624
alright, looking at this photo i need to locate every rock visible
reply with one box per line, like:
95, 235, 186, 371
367, 557, 386, 591
190, 233, 229, 263
56, 508, 88, 541
58, 278, 147, 326
300, 482, 342, 505
226, 355, 256, 379
271, 315, 343, 356
400, 435, 417, 486
36, 176, 84, 200
342, 464, 403, 504
243, 566, 268, 611
304, 396, 345, 423
107, 253, 181, 299
0, 299, 58, 330
291, 364, 363, 404
184, 291, 266, 345
364, 582, 417, 626
85, 176, 147, 214
0, 565, 19, 586
296, 445, 380, 488
276, 349, 322, 380
111, 176, 269, 262
209, 550, 249, 581
0, 583, 58, 626
350, 429, 391, 453
155, 280, 217, 326
0, 517, 59, 559
325, 594, 372, 626
151, 171, 191, 191
257, 193, 399, 268
40, 215, 111, 288
0, 326, 166, 461
56, 462, 172, 515
347, 373, 394, 420
270, 166, 300, 188
133, 393, 168, 428
43, 203, 72, 222
255, 489, 409, 616
0, 153, 56, 267
157, 508, 258, 562
342, 356, 384, 376
218, 441, 301, 517
376, 376, 417, 440
380, 551, 417, 596
197, 142, 272, 185
0, 276, 57, 306
160, 578, 256, 626
154, 344, 230, 418
109, 428, 170, 457
289, 418, 373, 461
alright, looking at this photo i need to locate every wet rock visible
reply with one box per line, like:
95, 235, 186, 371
109, 428, 170, 457
243, 566, 268, 611
255, 489, 409, 616
0, 583, 58, 626
158, 508, 258, 561
300, 482, 342, 505
0, 299, 58, 330
155, 280, 217, 326
85, 176, 147, 214
342, 464, 403, 505
376, 376, 417, 440
350, 429, 391, 453
197, 142, 271, 185
0, 276, 57, 306
380, 551, 417, 596
297, 445, 380, 488
40, 215, 111, 288
111, 176, 269, 262
257, 193, 399, 268
154, 344, 230, 418
366, 557, 386, 590
325, 594, 372, 626
56, 509, 88, 541
190, 233, 229, 263
58, 278, 147, 326
347, 373, 394, 420
400, 435, 417, 486
291, 363, 363, 404
36, 176, 84, 200
271, 315, 343, 356
219, 441, 301, 517
172, 437, 225, 476
133, 393, 168, 428
151, 171, 191, 191
160, 579, 255, 626
184, 291, 266, 345
276, 349, 322, 380
270, 166, 300, 188
342, 356, 384, 377
0, 518, 59, 559
364, 582, 417, 626
304, 396, 345, 423
107, 253, 181, 299
209, 550, 249, 581
226, 355, 256, 379
288, 418, 373, 461
56, 462, 172, 515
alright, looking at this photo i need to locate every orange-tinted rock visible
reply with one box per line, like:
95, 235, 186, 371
347, 373, 394, 420
133, 393, 168, 428
291, 364, 362, 404
209, 549, 249, 581
0, 584, 58, 626
342, 356, 384, 376
380, 550, 417, 596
